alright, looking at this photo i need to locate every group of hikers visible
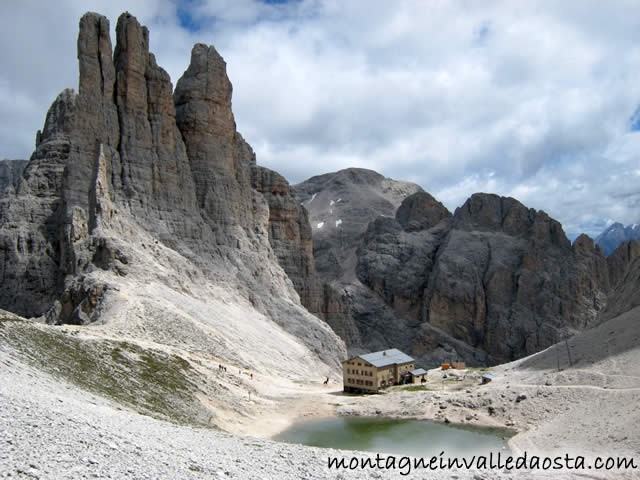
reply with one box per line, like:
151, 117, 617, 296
218, 365, 333, 385
217, 364, 253, 379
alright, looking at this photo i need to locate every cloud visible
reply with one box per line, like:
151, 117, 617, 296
1, 0, 640, 240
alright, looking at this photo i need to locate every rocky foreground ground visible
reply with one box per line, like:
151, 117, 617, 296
3, 307, 640, 480
1, 341, 502, 480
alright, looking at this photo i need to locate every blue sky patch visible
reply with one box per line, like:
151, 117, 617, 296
629, 104, 640, 131
473, 21, 492, 46
176, 0, 202, 32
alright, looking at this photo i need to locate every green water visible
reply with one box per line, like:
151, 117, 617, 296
273, 417, 512, 457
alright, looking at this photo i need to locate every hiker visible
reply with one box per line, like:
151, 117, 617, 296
250, 373, 253, 380
324, 377, 329, 385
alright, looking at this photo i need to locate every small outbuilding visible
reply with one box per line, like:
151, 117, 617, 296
409, 368, 427, 384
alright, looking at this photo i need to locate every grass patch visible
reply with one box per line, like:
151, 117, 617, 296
0, 319, 209, 426
403, 385, 427, 392
466, 367, 492, 373
0, 315, 25, 325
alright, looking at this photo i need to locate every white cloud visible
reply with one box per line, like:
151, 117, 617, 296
1, 0, 640, 239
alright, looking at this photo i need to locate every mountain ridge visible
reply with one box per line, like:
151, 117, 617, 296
595, 221, 640, 256
0, 11, 345, 428
295, 171, 639, 367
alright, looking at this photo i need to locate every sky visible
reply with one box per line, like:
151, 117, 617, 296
1, 1, 640, 240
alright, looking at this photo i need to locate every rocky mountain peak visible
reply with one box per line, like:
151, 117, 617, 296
78, 12, 115, 102
292, 179, 622, 365
596, 222, 640, 256
606, 238, 640, 289
395, 191, 451, 232
454, 193, 530, 233
572, 233, 598, 255
0, 11, 344, 370
174, 44, 236, 143
302, 168, 385, 188
454, 193, 570, 249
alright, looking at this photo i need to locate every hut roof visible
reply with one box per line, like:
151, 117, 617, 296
346, 348, 415, 368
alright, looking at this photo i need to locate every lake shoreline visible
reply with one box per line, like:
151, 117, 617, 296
254, 359, 639, 466
273, 416, 511, 458
255, 367, 524, 448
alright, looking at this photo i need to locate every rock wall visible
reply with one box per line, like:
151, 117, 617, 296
357, 192, 617, 363
292, 168, 424, 351
296, 168, 635, 366
0, 160, 27, 194
606, 239, 640, 290
0, 12, 344, 367
600, 239, 640, 321
251, 166, 320, 312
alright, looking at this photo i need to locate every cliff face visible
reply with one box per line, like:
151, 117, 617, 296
292, 168, 423, 349
296, 168, 638, 366
0, 12, 202, 318
171, 42, 319, 312
251, 166, 320, 312
0, 160, 27, 194
600, 239, 640, 321
358, 193, 613, 362
358, 192, 637, 363
0, 12, 344, 369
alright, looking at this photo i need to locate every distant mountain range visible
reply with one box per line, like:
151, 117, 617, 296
596, 222, 640, 256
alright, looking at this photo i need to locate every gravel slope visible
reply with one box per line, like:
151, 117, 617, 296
1, 342, 497, 480
2, 307, 639, 479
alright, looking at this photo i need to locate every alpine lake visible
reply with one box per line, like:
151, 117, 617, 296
273, 416, 513, 458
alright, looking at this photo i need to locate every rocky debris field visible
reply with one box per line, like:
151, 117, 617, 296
4, 306, 640, 480
1, 339, 512, 480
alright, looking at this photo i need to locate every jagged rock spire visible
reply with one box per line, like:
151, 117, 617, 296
0, 10, 320, 324
78, 12, 115, 102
